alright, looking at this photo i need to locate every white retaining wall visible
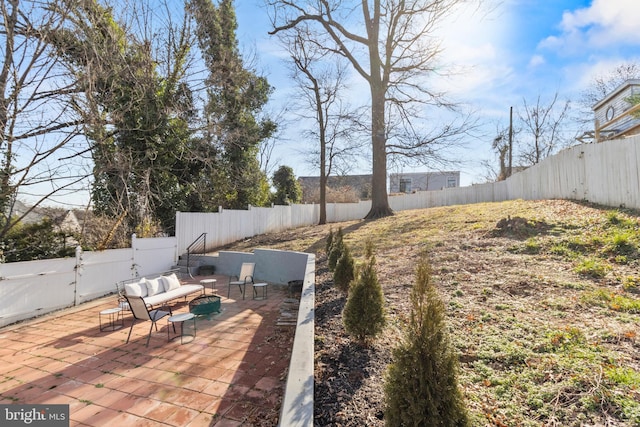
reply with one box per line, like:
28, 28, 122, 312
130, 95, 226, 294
177, 136, 640, 254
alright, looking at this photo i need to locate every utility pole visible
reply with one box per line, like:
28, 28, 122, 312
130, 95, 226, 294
508, 106, 513, 177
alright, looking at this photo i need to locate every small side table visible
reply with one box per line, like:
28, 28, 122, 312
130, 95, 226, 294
253, 283, 268, 300
200, 278, 217, 295
99, 307, 124, 331
168, 312, 196, 344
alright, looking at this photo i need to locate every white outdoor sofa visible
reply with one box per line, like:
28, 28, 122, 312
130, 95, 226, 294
116, 270, 204, 309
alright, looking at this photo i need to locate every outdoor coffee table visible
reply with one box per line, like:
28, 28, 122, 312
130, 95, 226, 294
167, 312, 196, 344
99, 307, 124, 331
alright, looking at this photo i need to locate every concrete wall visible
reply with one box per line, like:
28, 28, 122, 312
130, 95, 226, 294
192, 249, 313, 286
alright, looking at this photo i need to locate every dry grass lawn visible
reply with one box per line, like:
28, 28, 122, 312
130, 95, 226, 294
222, 199, 640, 426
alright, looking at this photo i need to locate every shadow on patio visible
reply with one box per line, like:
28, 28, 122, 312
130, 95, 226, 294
0, 275, 295, 426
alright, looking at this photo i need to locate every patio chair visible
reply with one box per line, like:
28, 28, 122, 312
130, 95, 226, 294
228, 262, 255, 300
124, 295, 173, 346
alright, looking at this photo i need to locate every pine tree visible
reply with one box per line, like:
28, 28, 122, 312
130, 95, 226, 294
384, 256, 469, 426
333, 244, 355, 293
328, 227, 344, 271
325, 228, 334, 253
343, 243, 385, 344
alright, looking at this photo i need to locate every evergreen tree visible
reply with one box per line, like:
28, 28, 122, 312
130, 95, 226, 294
272, 165, 302, 205
188, 0, 276, 209
328, 227, 344, 271
343, 243, 386, 344
325, 228, 334, 253
384, 256, 469, 426
3, 219, 76, 262
50, 0, 195, 235
333, 244, 355, 293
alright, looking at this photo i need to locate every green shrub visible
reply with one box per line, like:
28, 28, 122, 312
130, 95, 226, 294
3, 219, 76, 262
328, 227, 344, 271
334, 245, 355, 293
342, 243, 385, 344
384, 256, 469, 426
325, 228, 334, 253
622, 276, 640, 293
574, 258, 610, 279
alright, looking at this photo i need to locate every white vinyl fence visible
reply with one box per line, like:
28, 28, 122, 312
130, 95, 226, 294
0, 236, 177, 328
177, 135, 640, 255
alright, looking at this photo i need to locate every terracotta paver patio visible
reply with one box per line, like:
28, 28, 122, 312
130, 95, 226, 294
0, 275, 296, 426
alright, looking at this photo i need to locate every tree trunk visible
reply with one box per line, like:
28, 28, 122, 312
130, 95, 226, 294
365, 65, 392, 219
319, 162, 327, 225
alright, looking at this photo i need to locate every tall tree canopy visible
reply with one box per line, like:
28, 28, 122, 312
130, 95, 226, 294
269, 0, 478, 218
48, 0, 196, 235
0, 0, 279, 242
188, 0, 276, 210
271, 165, 301, 205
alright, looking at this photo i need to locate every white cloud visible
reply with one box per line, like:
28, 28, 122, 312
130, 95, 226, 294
529, 55, 545, 68
540, 0, 640, 51
433, 1, 516, 101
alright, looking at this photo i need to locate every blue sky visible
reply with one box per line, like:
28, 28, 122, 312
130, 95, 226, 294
235, 0, 640, 185
27, 0, 640, 207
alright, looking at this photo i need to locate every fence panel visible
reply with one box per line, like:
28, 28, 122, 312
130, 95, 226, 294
77, 248, 132, 303
0, 238, 178, 328
175, 137, 640, 255
0, 258, 77, 327
132, 236, 178, 277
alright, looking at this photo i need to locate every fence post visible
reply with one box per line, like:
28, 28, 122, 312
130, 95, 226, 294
131, 233, 139, 278
74, 246, 83, 306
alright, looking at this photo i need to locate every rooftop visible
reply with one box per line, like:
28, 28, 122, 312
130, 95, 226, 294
0, 275, 295, 426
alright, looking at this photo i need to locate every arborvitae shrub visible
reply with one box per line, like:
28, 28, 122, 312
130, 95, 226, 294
325, 228, 334, 253
342, 244, 385, 344
384, 256, 469, 426
328, 227, 344, 271
334, 245, 355, 293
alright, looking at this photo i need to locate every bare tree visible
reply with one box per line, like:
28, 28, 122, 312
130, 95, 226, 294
486, 125, 512, 181
268, 0, 479, 219
282, 25, 364, 224
518, 92, 570, 166
0, 0, 88, 241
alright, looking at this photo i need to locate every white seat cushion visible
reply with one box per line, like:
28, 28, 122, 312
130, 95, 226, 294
143, 284, 204, 306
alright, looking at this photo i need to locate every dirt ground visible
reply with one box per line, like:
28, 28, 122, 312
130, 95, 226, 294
221, 199, 640, 426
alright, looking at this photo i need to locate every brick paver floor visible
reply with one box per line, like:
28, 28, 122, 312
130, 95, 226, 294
0, 275, 295, 426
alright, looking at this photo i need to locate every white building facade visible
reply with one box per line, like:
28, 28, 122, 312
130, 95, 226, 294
389, 171, 460, 193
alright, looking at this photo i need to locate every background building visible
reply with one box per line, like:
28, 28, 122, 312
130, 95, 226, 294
594, 79, 640, 142
389, 171, 460, 193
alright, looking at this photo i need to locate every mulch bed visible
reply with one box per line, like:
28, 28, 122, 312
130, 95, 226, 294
314, 260, 391, 426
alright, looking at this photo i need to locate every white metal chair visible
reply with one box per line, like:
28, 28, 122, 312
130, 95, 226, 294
124, 295, 173, 346
228, 262, 255, 300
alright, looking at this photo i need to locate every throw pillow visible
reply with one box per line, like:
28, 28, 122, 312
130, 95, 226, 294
137, 279, 148, 297
124, 282, 142, 297
162, 273, 181, 292
145, 277, 163, 297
